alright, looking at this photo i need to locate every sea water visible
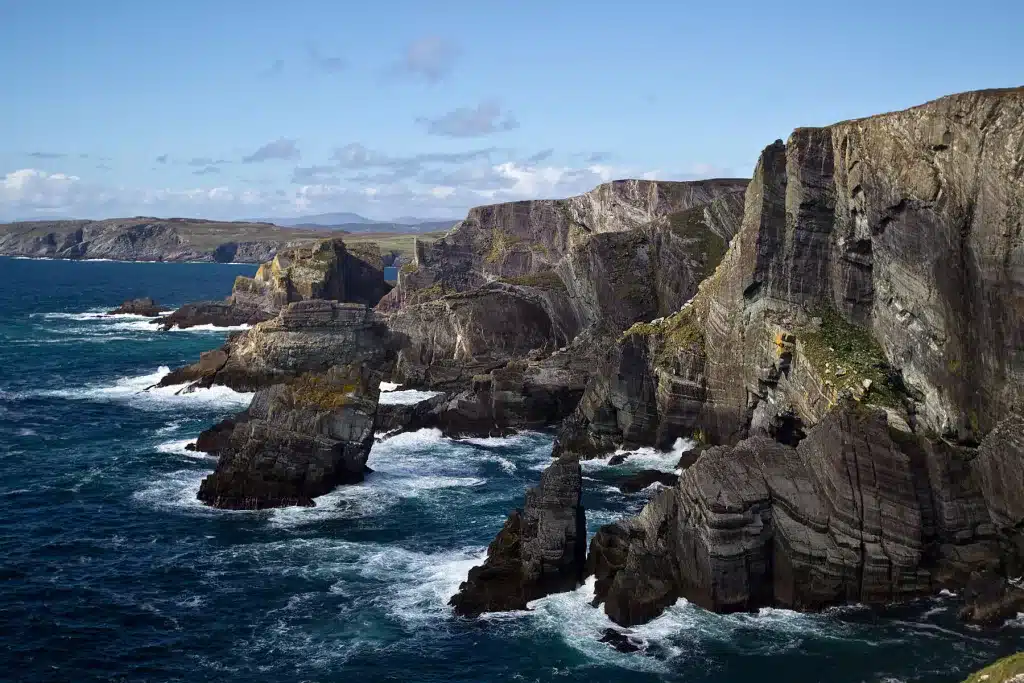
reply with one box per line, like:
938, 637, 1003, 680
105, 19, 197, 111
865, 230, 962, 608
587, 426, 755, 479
0, 256, 1019, 682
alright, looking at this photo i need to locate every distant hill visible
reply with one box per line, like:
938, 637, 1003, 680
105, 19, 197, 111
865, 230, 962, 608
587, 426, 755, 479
265, 212, 379, 227
260, 213, 461, 233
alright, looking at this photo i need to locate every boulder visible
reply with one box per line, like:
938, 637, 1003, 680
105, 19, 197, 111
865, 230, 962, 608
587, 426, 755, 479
958, 570, 1024, 626
107, 297, 163, 316
450, 456, 586, 616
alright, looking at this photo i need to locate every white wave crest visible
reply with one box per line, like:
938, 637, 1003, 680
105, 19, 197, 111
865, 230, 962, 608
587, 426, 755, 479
581, 437, 696, 474
378, 389, 443, 405
35, 366, 253, 412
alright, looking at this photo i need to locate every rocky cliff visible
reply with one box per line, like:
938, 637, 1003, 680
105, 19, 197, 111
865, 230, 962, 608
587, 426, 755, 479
182, 300, 400, 509
377, 180, 748, 436
0, 217, 338, 262
156, 238, 391, 330
450, 455, 586, 616
560, 87, 1024, 627
559, 87, 1024, 456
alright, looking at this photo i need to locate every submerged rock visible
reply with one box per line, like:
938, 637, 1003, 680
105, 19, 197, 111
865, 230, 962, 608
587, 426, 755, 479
598, 628, 642, 653
107, 297, 162, 317
450, 456, 586, 616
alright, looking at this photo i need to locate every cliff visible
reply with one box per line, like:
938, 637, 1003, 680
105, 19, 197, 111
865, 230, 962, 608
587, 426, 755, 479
0, 217, 343, 262
377, 179, 748, 436
560, 87, 1024, 626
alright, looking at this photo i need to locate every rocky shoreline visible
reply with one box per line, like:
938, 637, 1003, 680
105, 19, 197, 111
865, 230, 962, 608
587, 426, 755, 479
148, 87, 1023, 646
0, 217, 338, 263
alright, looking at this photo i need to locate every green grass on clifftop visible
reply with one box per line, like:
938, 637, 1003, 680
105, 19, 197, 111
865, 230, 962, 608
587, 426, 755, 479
962, 654, 1024, 683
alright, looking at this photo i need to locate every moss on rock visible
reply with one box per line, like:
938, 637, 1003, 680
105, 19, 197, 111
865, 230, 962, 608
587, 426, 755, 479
962, 654, 1024, 683
797, 307, 903, 408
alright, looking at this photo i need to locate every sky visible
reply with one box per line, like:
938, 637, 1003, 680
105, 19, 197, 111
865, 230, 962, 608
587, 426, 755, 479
1, 0, 1022, 223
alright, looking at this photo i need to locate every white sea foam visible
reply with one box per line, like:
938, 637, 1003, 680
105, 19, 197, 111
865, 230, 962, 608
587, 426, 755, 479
154, 439, 214, 459
377, 389, 443, 405
35, 366, 253, 411
581, 437, 696, 474
379, 381, 401, 392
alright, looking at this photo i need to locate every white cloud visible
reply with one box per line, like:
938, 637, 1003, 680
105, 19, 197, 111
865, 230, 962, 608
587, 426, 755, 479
0, 156, 734, 222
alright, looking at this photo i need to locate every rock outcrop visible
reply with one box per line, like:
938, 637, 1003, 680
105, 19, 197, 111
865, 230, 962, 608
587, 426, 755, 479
586, 400, 1019, 626
158, 299, 396, 392
157, 238, 391, 330
196, 362, 386, 509
380, 180, 747, 437
450, 456, 586, 616
0, 217, 334, 262
107, 297, 163, 316
177, 299, 400, 509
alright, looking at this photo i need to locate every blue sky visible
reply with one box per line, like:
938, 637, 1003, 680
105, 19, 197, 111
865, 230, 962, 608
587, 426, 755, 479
1, 0, 1021, 222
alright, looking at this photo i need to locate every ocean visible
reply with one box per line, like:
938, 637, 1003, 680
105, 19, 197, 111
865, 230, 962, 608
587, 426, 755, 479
0, 256, 1018, 682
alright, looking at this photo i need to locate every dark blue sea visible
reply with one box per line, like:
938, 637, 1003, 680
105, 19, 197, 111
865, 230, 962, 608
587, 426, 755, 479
0, 256, 1019, 682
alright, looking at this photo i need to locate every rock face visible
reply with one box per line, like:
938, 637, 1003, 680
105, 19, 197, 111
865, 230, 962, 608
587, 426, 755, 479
158, 299, 396, 392
196, 363, 385, 509
179, 299, 400, 509
380, 179, 747, 437
587, 401, 1019, 626
0, 217, 334, 262
158, 238, 391, 330
107, 297, 163, 316
561, 87, 1024, 455
450, 456, 586, 616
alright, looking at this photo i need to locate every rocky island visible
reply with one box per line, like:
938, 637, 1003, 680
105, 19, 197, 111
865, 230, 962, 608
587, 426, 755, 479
157, 87, 1023, 648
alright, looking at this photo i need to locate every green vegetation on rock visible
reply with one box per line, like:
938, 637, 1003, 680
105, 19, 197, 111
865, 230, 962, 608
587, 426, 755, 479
961, 653, 1024, 683
288, 373, 360, 409
622, 307, 705, 364
485, 228, 521, 264
668, 207, 728, 276
797, 307, 902, 408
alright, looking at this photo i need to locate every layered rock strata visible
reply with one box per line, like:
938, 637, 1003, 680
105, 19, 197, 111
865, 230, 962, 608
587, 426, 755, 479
449, 456, 586, 616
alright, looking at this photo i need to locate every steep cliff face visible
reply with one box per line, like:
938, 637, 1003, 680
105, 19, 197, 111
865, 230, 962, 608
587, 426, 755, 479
561, 87, 1024, 455
380, 178, 747, 304
571, 88, 1024, 627
0, 218, 334, 262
